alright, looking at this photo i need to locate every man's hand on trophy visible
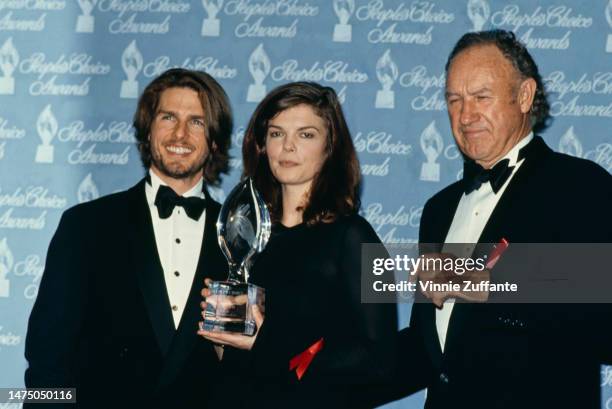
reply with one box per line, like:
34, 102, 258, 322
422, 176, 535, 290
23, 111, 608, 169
415, 253, 490, 308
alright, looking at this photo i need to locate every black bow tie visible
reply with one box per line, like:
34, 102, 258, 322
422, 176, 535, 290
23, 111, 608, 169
154, 184, 206, 221
463, 158, 514, 195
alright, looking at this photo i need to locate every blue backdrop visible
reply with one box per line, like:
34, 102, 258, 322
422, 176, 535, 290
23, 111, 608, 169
0, 1, 611, 407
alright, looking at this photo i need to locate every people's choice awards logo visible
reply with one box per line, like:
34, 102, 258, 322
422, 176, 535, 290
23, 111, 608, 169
77, 173, 100, 203
201, 0, 223, 37
467, 0, 490, 31
76, 0, 97, 33
247, 44, 271, 103
0, 38, 19, 95
558, 126, 583, 158
333, 0, 355, 43
35, 105, 58, 164
606, 0, 612, 52
420, 121, 444, 182
120, 40, 143, 99
375, 50, 398, 109
0, 237, 13, 298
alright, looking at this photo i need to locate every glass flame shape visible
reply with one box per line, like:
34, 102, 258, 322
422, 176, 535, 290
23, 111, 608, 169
0, 38, 19, 77
0, 238, 14, 278
420, 120, 444, 159
202, 0, 224, 18
122, 40, 143, 80
467, 0, 490, 30
77, 173, 100, 203
36, 105, 58, 145
333, 0, 355, 24
249, 44, 271, 85
77, 0, 97, 14
376, 50, 399, 91
217, 178, 271, 283
559, 126, 583, 158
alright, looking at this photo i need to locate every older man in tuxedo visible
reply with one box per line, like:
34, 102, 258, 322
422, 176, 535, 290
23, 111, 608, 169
387, 30, 612, 409
25, 69, 231, 408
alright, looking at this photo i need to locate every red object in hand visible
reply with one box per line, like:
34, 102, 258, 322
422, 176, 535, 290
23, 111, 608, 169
289, 338, 324, 380
486, 238, 509, 269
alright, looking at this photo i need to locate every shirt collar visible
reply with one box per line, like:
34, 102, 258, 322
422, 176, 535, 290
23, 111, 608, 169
495, 132, 533, 168
146, 169, 205, 205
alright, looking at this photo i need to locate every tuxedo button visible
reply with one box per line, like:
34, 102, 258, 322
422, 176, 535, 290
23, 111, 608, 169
175, 238, 181, 244
439, 373, 449, 384
172, 305, 178, 311
174, 271, 180, 277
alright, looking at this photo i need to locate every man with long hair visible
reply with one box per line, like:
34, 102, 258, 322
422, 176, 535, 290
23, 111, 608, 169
25, 69, 232, 408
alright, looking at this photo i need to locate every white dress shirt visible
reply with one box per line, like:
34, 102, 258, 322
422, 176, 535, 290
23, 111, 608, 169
145, 170, 206, 329
435, 133, 533, 352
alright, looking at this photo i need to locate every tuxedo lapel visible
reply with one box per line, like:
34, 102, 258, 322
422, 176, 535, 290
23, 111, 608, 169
416, 184, 463, 366
477, 136, 550, 243
422, 185, 463, 244
443, 137, 551, 360
157, 195, 228, 388
127, 179, 175, 356
412, 303, 443, 370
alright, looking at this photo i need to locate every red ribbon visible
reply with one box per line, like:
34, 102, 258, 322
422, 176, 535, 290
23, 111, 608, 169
486, 238, 509, 269
289, 337, 324, 380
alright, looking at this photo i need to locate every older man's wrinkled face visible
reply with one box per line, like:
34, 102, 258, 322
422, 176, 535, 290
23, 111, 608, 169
445, 45, 534, 169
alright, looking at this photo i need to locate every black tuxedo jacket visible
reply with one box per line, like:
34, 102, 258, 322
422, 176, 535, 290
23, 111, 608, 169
391, 137, 612, 409
25, 179, 228, 409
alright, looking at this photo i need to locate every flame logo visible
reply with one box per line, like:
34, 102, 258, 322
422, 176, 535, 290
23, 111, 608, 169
202, 0, 224, 18
420, 121, 444, 160
333, 0, 355, 25
122, 40, 143, 80
77, 173, 100, 203
36, 105, 58, 145
249, 44, 271, 85
467, 0, 490, 31
559, 126, 583, 158
0, 38, 19, 77
77, 0, 97, 15
0, 238, 14, 279
376, 50, 398, 91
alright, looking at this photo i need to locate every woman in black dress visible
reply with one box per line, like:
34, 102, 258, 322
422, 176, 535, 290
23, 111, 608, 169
199, 82, 397, 408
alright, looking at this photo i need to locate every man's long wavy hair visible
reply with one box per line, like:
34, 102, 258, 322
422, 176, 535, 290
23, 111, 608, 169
133, 68, 233, 185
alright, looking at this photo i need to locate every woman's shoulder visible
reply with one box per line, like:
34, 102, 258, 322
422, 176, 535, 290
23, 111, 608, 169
330, 213, 381, 243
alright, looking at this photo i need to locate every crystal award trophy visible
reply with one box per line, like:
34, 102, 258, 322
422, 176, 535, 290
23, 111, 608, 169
203, 178, 270, 336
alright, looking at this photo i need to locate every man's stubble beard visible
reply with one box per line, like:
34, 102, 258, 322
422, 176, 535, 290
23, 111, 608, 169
150, 148, 208, 181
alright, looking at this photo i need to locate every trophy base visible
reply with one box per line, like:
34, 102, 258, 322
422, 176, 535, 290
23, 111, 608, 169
120, 80, 138, 99
607, 34, 612, 53
0, 279, 9, 298
375, 90, 395, 109
203, 281, 265, 336
35, 145, 54, 164
201, 18, 220, 37
76, 15, 95, 33
333, 24, 352, 42
247, 84, 266, 103
420, 162, 440, 182
0, 77, 15, 95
